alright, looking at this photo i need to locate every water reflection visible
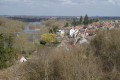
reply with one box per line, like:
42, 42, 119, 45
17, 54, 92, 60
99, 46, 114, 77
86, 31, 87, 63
24, 22, 41, 33
23, 22, 41, 42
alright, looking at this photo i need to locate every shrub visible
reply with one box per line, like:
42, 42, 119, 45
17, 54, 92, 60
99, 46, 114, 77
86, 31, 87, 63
40, 33, 56, 45
91, 29, 120, 78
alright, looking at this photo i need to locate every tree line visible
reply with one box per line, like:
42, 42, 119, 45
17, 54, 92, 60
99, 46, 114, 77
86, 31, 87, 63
73, 14, 99, 26
64, 14, 99, 27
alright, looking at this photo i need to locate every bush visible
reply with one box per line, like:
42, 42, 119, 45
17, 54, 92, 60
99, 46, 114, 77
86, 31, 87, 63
91, 29, 120, 79
40, 33, 56, 45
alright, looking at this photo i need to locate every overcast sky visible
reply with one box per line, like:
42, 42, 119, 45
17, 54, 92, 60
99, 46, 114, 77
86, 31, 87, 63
0, 0, 120, 16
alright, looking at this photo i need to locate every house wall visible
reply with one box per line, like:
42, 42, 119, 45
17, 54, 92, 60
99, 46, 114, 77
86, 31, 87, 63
20, 57, 27, 62
70, 29, 75, 37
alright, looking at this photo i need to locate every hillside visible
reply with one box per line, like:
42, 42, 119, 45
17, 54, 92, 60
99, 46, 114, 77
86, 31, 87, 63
0, 29, 120, 80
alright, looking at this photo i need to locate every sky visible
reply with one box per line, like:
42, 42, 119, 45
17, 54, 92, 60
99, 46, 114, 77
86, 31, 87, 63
0, 0, 120, 16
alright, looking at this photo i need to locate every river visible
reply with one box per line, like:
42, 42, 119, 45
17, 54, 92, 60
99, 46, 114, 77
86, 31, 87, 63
24, 22, 42, 33
23, 22, 42, 41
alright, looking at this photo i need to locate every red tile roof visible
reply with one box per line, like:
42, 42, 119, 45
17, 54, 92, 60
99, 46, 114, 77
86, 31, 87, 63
75, 26, 79, 29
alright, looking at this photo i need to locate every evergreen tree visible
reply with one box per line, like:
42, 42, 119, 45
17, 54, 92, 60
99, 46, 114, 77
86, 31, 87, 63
0, 34, 17, 69
53, 26, 58, 33
94, 17, 99, 22
72, 19, 77, 27
83, 14, 89, 25
0, 34, 7, 69
89, 19, 93, 24
64, 22, 69, 27
79, 16, 83, 25
49, 26, 58, 34
92, 17, 99, 22
6, 35, 17, 64
49, 29, 53, 33
0, 34, 4, 56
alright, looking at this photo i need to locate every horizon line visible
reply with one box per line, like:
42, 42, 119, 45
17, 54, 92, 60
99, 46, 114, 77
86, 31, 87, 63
0, 15, 120, 17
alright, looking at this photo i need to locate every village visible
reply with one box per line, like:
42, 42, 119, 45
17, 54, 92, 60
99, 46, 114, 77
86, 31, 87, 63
56, 20, 120, 47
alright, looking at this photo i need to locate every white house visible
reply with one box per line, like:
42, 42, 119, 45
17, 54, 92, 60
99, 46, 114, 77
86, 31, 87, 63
74, 29, 79, 38
59, 29, 65, 37
70, 28, 75, 37
18, 55, 27, 63
20, 56, 27, 62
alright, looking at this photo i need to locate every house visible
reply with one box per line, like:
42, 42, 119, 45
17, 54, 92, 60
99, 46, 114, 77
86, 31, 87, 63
81, 32, 86, 38
63, 27, 71, 35
104, 27, 109, 30
109, 26, 115, 30
70, 27, 75, 37
74, 26, 79, 38
58, 29, 65, 37
115, 20, 119, 23
18, 55, 27, 62
88, 25, 93, 29
79, 38, 89, 44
